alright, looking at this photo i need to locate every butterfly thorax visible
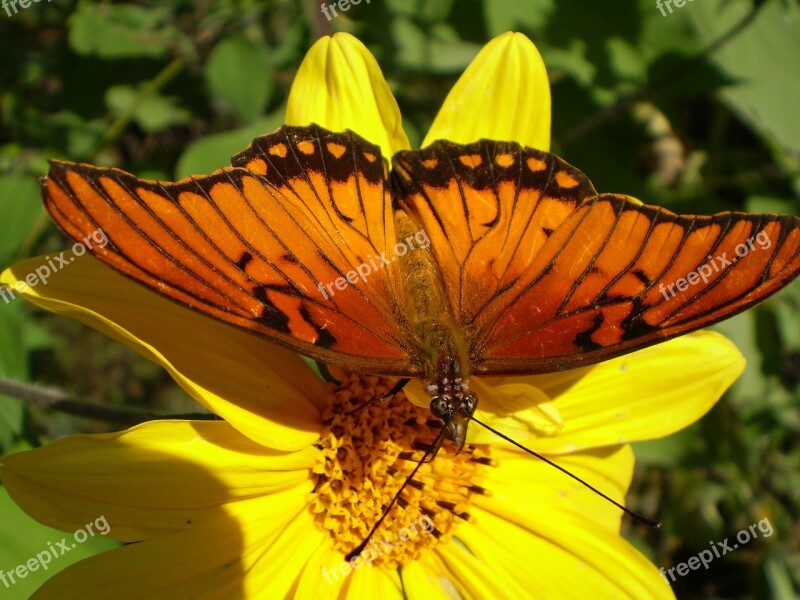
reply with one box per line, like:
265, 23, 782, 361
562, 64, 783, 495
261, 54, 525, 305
394, 210, 477, 450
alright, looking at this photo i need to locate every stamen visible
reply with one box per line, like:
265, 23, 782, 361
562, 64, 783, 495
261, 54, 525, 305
309, 373, 493, 568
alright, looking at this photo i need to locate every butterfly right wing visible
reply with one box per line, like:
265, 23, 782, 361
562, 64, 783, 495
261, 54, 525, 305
43, 127, 421, 375
394, 139, 800, 375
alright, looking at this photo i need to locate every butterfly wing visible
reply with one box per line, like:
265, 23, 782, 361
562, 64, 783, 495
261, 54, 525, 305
393, 140, 800, 374
43, 126, 421, 375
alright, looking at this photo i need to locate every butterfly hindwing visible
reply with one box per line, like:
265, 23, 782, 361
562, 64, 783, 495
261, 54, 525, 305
477, 194, 800, 373
43, 130, 421, 375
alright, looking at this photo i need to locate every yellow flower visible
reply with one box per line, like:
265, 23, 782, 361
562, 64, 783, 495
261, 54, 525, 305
0, 32, 744, 598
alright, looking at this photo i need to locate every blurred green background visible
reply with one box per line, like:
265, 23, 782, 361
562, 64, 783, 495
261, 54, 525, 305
1, 0, 799, 597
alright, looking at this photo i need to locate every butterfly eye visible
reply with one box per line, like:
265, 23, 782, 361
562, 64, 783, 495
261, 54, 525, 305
463, 393, 477, 415
430, 396, 449, 418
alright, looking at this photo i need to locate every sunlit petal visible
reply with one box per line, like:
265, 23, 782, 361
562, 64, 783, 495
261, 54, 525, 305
286, 32, 410, 158
1, 256, 324, 450
424, 32, 550, 150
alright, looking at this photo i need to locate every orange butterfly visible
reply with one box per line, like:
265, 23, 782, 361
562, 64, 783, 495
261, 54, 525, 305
42, 124, 800, 450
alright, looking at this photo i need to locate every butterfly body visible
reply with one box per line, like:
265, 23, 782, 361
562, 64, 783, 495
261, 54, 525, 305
393, 209, 477, 449
41, 124, 800, 449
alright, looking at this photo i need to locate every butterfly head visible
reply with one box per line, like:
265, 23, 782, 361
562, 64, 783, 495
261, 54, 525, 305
429, 390, 477, 452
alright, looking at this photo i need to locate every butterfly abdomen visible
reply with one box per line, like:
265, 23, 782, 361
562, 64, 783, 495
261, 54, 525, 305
393, 210, 470, 388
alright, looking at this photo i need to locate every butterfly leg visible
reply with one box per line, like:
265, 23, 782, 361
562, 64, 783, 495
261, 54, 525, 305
344, 377, 411, 417
420, 429, 447, 463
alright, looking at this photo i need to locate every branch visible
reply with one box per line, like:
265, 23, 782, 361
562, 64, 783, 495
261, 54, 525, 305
0, 378, 217, 425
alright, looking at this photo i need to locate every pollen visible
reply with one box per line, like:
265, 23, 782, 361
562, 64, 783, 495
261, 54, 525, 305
309, 374, 492, 568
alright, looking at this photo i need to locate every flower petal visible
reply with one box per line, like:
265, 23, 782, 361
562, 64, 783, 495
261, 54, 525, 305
345, 564, 402, 597
511, 331, 744, 453
1, 255, 325, 450
295, 543, 351, 599
467, 378, 563, 445
423, 32, 551, 151
476, 445, 634, 533
452, 507, 674, 599
0, 420, 315, 541
28, 495, 319, 599
401, 554, 459, 599
286, 32, 410, 158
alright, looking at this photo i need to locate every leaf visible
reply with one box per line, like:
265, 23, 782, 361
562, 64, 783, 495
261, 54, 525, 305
204, 35, 274, 123
0, 176, 43, 266
174, 112, 285, 178
0, 305, 28, 454
0, 483, 120, 598
391, 18, 480, 73
105, 85, 191, 133
687, 0, 800, 155
68, 3, 186, 60
484, 0, 555, 36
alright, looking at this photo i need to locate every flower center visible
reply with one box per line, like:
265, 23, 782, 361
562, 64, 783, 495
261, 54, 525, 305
310, 373, 492, 568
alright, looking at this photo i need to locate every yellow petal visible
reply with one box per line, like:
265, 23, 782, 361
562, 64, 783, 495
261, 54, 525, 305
28, 495, 318, 599
295, 543, 351, 598
401, 554, 457, 600
286, 32, 410, 158
0, 421, 315, 541
529, 331, 744, 453
476, 445, 634, 533
434, 534, 533, 599
423, 32, 551, 150
1, 255, 324, 450
345, 564, 402, 597
453, 507, 674, 599
467, 378, 563, 445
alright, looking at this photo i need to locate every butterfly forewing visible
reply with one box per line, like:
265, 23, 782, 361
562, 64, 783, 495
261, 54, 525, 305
392, 139, 596, 338
43, 134, 421, 374
392, 138, 800, 375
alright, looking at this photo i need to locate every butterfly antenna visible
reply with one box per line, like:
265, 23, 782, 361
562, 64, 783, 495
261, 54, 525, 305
470, 415, 660, 528
345, 425, 446, 561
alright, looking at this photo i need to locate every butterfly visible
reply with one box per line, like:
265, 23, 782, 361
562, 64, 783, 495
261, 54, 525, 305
42, 123, 800, 450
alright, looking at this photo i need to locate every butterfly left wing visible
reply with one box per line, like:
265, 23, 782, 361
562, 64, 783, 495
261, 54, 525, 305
393, 140, 800, 375
42, 127, 422, 375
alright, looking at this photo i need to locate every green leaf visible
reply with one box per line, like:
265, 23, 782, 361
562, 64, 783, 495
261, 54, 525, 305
205, 35, 274, 123
0, 176, 43, 266
386, 0, 455, 22
0, 305, 29, 452
632, 426, 701, 468
484, 0, 555, 37
68, 3, 184, 60
105, 85, 191, 133
391, 18, 480, 73
688, 0, 800, 155
175, 112, 285, 178
0, 483, 120, 598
